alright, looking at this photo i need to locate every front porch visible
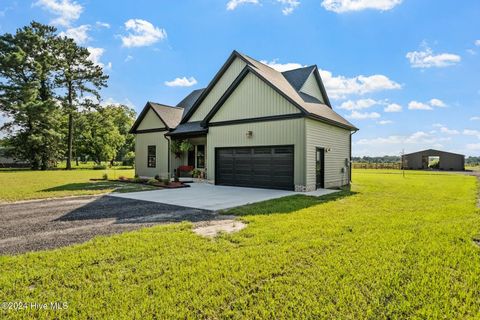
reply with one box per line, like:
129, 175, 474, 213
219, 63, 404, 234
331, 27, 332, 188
170, 135, 207, 179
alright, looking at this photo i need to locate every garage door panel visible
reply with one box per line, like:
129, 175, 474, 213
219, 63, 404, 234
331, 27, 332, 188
216, 145, 294, 190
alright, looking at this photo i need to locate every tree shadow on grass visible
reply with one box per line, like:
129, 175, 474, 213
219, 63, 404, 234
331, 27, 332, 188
41, 181, 155, 193
223, 190, 358, 217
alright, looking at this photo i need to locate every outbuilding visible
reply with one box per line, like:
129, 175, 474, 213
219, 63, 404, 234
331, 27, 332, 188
401, 149, 465, 171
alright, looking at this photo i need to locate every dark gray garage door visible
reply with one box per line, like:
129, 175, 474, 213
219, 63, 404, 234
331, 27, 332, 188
215, 145, 294, 190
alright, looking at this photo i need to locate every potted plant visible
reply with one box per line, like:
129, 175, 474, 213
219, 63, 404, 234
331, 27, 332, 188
170, 140, 193, 158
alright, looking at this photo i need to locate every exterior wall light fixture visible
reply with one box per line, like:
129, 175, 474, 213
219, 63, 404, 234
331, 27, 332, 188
246, 130, 253, 138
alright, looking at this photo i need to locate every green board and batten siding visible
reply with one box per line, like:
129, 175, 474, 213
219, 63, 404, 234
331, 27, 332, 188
211, 72, 301, 122
300, 72, 325, 104
305, 118, 351, 189
134, 109, 169, 178
189, 58, 247, 122
137, 109, 165, 131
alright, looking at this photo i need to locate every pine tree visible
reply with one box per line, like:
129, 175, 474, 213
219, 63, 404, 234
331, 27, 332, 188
54, 37, 108, 169
0, 22, 65, 169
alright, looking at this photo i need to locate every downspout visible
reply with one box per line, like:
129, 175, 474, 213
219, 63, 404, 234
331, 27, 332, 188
163, 133, 170, 178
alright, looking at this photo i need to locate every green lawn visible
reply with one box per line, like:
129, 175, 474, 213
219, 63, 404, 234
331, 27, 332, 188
0, 168, 155, 202
1, 170, 479, 318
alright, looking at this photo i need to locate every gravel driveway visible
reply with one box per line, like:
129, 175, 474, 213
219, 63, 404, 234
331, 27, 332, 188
0, 195, 215, 255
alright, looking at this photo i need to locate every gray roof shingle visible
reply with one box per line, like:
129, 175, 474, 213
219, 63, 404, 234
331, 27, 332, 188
166, 121, 206, 136
176, 88, 205, 120
282, 66, 316, 91
149, 102, 183, 129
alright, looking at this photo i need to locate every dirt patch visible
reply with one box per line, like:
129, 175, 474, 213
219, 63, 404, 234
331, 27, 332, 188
193, 217, 247, 237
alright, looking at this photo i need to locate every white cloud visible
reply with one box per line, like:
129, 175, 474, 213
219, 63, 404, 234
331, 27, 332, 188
346, 111, 381, 120
384, 103, 402, 112
408, 99, 446, 111
96, 21, 110, 28
357, 131, 450, 146
475, 40, 480, 47
226, 0, 259, 10
87, 47, 111, 70
429, 98, 446, 107
463, 129, 480, 139
439, 126, 459, 135
121, 19, 167, 47
467, 143, 480, 150
124, 55, 133, 62
321, 0, 402, 13
378, 120, 393, 125
319, 69, 401, 99
406, 45, 461, 68
470, 116, 480, 121
59, 24, 90, 44
339, 98, 379, 110
261, 59, 306, 72
408, 101, 432, 110
34, 0, 83, 27
164, 77, 198, 87
278, 0, 300, 15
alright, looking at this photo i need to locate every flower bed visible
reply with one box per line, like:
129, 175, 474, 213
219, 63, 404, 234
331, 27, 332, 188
114, 177, 190, 189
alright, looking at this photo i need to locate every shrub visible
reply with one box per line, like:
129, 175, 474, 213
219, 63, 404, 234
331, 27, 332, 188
154, 174, 161, 181
192, 169, 201, 178
163, 178, 170, 185
122, 151, 135, 166
102, 173, 108, 180
93, 164, 107, 170
147, 179, 158, 185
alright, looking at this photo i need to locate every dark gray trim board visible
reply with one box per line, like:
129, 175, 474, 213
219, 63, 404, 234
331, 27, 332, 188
166, 131, 208, 138
130, 102, 169, 133
135, 128, 168, 134
181, 51, 241, 124
209, 113, 304, 127
134, 128, 167, 134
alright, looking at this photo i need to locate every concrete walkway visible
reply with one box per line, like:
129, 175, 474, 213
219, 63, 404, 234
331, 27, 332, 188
110, 183, 338, 211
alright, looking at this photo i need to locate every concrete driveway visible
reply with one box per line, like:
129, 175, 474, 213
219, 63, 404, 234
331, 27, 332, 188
110, 183, 338, 211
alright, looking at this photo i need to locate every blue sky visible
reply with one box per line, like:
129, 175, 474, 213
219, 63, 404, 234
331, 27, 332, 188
1, 0, 479, 156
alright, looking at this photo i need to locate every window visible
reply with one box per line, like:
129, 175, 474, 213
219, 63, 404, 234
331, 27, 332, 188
196, 145, 205, 169
147, 145, 156, 168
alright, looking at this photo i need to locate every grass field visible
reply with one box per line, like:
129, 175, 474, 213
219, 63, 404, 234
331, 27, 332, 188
0, 168, 155, 202
0, 170, 479, 318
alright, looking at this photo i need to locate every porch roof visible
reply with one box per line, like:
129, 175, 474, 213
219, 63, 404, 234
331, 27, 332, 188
166, 121, 207, 138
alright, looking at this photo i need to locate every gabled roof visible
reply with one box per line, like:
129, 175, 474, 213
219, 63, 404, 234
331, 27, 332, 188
133, 50, 358, 134
129, 102, 183, 133
195, 51, 357, 130
165, 121, 207, 137
403, 149, 465, 157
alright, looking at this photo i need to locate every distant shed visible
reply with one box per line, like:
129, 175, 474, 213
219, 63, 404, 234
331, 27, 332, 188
401, 149, 465, 171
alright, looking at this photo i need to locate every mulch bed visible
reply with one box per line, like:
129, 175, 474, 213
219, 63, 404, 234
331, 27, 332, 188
113, 179, 189, 189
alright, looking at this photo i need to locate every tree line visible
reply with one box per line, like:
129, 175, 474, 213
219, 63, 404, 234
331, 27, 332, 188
0, 22, 136, 170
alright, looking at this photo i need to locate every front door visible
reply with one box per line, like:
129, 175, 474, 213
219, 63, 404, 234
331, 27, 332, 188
316, 147, 325, 189
188, 149, 195, 167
